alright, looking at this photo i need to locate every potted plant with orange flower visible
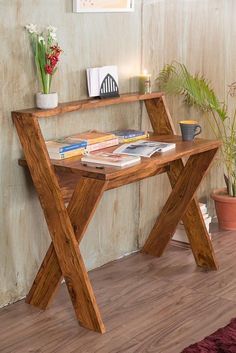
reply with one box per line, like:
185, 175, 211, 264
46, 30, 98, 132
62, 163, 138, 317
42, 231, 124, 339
25, 24, 62, 109
157, 62, 236, 230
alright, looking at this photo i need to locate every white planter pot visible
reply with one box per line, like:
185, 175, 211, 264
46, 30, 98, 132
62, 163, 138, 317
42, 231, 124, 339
36, 92, 58, 109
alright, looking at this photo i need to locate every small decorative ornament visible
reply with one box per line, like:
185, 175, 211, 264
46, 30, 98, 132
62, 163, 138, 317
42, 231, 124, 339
25, 24, 62, 109
86, 66, 119, 98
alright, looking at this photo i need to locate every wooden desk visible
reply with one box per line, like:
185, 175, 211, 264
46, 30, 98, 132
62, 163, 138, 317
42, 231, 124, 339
12, 93, 220, 334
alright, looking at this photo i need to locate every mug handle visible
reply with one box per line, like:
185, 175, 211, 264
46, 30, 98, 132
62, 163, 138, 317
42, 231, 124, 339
194, 125, 202, 137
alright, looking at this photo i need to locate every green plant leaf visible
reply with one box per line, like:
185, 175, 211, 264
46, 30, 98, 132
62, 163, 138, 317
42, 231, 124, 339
157, 62, 227, 122
157, 61, 236, 196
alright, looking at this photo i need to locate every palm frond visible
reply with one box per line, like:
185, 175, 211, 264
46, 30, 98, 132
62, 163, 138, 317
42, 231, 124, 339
157, 62, 227, 122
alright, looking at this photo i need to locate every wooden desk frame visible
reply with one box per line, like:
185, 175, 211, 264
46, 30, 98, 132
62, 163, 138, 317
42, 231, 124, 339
12, 93, 220, 333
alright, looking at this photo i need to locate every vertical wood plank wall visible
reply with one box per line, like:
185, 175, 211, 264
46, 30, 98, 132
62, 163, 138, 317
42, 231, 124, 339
0, 0, 235, 307
139, 0, 236, 246
0, 0, 142, 307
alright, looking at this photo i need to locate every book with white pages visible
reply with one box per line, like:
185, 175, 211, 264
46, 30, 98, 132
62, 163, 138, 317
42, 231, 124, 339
172, 202, 212, 245
113, 140, 176, 158
81, 152, 141, 168
86, 65, 119, 97
86, 67, 100, 97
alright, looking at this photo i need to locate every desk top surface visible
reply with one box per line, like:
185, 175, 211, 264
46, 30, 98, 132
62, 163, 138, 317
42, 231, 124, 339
47, 135, 221, 181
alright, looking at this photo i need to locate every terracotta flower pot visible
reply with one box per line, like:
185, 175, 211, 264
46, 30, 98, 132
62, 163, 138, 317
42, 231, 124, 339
211, 188, 236, 230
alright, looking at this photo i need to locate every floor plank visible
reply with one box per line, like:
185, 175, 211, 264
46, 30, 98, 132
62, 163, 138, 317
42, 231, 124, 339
1, 228, 236, 353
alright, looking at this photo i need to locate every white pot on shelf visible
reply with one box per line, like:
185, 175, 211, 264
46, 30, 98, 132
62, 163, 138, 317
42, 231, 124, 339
36, 92, 58, 109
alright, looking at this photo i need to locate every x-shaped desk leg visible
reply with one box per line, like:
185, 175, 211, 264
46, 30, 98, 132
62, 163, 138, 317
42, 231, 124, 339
26, 177, 107, 332
144, 97, 218, 270
13, 114, 107, 333
142, 148, 218, 264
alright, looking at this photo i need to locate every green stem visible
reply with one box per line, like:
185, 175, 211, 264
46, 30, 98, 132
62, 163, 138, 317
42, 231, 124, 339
211, 109, 226, 141
206, 113, 219, 139
45, 74, 50, 94
39, 63, 46, 93
232, 108, 236, 131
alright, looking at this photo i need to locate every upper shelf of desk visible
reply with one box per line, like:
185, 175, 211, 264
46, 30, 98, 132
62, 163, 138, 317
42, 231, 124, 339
13, 92, 163, 118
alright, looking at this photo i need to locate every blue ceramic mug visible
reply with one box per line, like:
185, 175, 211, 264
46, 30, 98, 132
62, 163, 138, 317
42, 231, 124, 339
179, 120, 202, 141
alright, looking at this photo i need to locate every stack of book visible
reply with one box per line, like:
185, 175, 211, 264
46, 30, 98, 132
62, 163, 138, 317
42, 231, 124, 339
46, 139, 87, 160
68, 130, 119, 153
46, 131, 119, 160
46, 130, 175, 161
110, 129, 149, 143
172, 203, 212, 246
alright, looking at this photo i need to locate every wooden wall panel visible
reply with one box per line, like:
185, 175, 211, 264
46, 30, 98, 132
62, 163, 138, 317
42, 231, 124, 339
139, 0, 236, 245
1, 0, 235, 307
0, 0, 141, 307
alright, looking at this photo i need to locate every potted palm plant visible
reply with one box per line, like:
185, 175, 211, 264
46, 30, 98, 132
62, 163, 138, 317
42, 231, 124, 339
157, 62, 236, 230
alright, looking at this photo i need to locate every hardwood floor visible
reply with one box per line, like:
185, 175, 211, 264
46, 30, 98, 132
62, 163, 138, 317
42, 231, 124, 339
1, 228, 236, 353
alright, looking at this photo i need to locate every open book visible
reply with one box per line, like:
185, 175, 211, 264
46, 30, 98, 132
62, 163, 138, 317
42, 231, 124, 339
113, 140, 176, 158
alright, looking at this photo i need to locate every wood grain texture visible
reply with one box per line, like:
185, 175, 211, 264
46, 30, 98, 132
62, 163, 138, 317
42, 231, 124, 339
55, 167, 167, 201
13, 92, 163, 118
13, 113, 105, 332
142, 148, 218, 257
26, 178, 107, 310
13, 91, 219, 333
0, 230, 236, 353
19, 134, 220, 180
144, 97, 175, 135
1, 0, 234, 310
139, 0, 236, 261
168, 159, 218, 269
0, 0, 142, 307
144, 96, 219, 269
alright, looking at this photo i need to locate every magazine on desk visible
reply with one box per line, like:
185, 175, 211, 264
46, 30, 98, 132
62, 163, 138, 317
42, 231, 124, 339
113, 140, 176, 158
